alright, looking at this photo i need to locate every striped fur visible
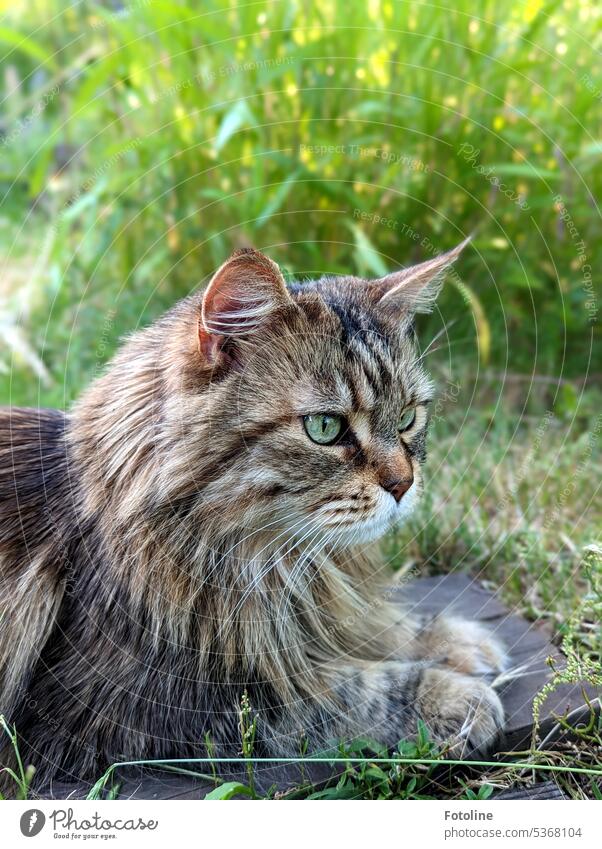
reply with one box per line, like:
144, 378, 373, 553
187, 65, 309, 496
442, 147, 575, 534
0, 246, 505, 793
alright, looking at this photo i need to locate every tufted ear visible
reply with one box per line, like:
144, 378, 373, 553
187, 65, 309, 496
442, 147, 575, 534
370, 237, 471, 315
199, 248, 293, 367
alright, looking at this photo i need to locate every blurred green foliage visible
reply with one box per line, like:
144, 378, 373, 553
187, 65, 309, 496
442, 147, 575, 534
0, 0, 600, 408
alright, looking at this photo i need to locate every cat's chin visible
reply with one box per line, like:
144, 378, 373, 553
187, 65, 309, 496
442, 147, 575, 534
328, 486, 420, 549
330, 516, 395, 547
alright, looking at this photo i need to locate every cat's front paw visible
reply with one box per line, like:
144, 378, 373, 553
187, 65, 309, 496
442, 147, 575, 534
416, 668, 504, 756
418, 616, 507, 679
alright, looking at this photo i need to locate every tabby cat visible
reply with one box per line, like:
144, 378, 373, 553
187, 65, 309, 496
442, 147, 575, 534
0, 242, 506, 793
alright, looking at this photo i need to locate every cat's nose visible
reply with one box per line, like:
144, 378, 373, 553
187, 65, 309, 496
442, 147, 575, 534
381, 476, 413, 502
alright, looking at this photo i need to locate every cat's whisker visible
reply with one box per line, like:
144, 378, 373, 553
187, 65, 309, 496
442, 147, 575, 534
281, 504, 354, 609
203, 511, 311, 587
413, 319, 458, 364
221, 524, 326, 641
217, 518, 325, 639
273, 517, 329, 590
202, 513, 314, 593
226, 513, 318, 590
319, 509, 375, 525
314, 497, 362, 510
276, 516, 342, 616
205, 513, 296, 573
414, 335, 474, 365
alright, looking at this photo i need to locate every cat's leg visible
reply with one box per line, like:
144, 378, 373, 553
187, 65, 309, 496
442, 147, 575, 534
262, 659, 504, 758
404, 614, 508, 679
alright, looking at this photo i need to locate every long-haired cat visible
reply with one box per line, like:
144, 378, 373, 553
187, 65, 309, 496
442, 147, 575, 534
0, 242, 505, 793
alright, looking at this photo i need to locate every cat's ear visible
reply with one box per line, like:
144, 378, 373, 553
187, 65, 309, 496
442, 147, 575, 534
370, 237, 471, 315
199, 248, 292, 367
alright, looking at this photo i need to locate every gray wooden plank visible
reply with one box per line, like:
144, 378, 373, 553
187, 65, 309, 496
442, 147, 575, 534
393, 573, 508, 620
494, 780, 567, 800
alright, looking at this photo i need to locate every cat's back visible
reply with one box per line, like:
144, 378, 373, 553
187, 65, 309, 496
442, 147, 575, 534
0, 406, 70, 548
0, 407, 74, 714
0, 406, 68, 479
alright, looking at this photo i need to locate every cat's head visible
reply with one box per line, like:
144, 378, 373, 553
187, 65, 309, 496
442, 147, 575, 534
186, 241, 468, 549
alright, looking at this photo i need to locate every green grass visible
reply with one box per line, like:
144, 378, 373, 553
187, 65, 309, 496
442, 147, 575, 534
1, 0, 601, 407
0, 716, 35, 800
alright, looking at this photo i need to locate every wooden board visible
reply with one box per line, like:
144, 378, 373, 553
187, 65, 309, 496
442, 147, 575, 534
494, 780, 567, 800
40, 573, 600, 801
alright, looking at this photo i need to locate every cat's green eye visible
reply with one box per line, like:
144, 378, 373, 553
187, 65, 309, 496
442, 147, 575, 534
397, 407, 416, 433
303, 414, 343, 445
